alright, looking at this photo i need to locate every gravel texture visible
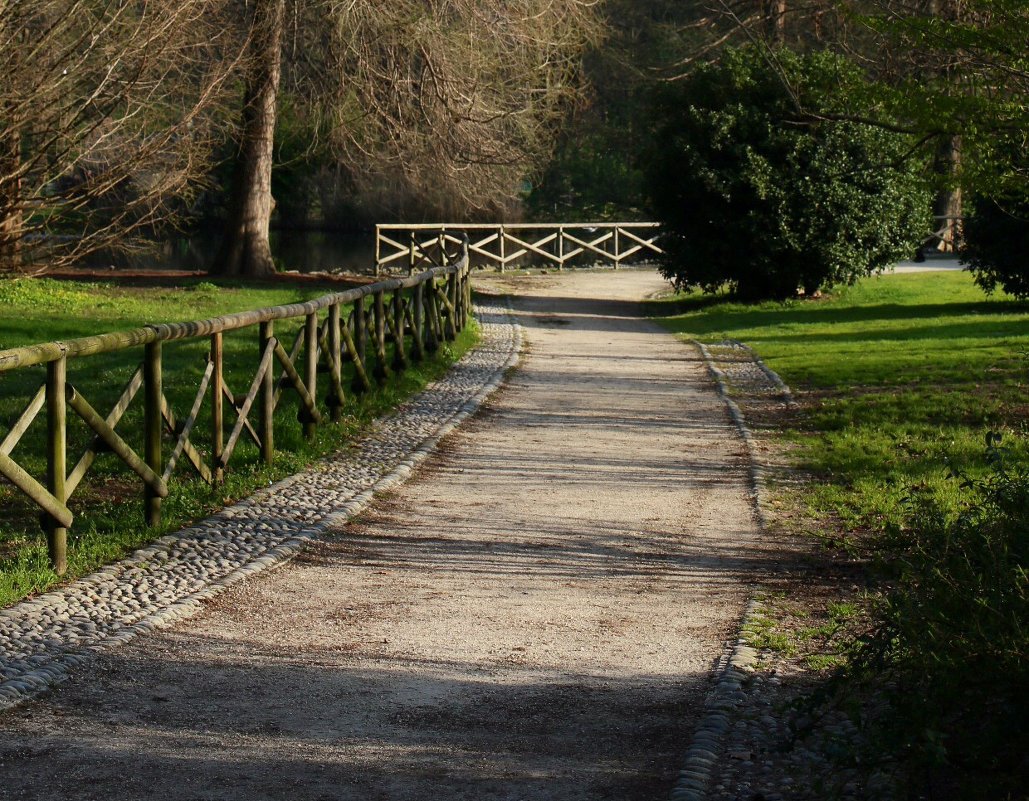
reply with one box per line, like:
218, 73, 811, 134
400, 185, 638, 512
0, 299, 520, 714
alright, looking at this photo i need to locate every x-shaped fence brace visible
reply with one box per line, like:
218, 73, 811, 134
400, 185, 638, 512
0, 246, 472, 573
375, 222, 664, 274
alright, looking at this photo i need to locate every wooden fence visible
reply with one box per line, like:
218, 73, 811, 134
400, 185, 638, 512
0, 248, 472, 573
375, 222, 663, 274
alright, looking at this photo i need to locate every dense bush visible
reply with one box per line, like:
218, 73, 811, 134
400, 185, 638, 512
852, 434, 1029, 795
646, 48, 931, 300
963, 191, 1029, 300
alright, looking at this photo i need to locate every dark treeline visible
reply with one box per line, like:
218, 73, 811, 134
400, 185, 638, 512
0, 1, 1025, 276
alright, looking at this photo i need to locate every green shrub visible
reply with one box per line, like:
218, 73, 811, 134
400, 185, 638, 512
852, 433, 1028, 795
646, 48, 931, 300
963, 192, 1029, 300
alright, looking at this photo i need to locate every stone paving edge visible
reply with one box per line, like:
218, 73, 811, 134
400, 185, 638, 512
668, 339, 786, 801
0, 301, 523, 715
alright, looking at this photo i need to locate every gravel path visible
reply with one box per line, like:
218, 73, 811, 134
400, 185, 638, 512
0, 270, 777, 800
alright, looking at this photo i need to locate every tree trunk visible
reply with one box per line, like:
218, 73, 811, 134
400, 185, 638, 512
932, 134, 962, 252
0, 127, 22, 271
764, 0, 787, 44
212, 0, 284, 278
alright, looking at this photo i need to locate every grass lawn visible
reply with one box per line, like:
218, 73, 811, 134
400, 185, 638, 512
0, 276, 477, 606
651, 270, 1029, 536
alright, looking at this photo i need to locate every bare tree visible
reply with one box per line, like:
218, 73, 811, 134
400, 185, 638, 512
0, 0, 242, 273
212, 0, 601, 277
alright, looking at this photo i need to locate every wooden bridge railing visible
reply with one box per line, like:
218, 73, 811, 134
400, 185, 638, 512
375, 222, 663, 274
0, 246, 472, 574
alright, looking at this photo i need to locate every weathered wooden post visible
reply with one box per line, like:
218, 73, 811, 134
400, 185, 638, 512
558, 226, 565, 270
412, 280, 425, 362
392, 289, 407, 369
439, 228, 448, 266
303, 312, 318, 439
614, 226, 620, 269
354, 295, 367, 364
144, 341, 163, 527
499, 224, 506, 273
259, 321, 275, 464
447, 271, 458, 340
375, 227, 381, 276
211, 332, 224, 483
409, 231, 416, 275
425, 278, 440, 354
373, 290, 388, 382
46, 356, 67, 574
327, 303, 343, 420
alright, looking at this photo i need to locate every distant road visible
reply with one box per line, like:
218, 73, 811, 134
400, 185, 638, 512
891, 255, 964, 273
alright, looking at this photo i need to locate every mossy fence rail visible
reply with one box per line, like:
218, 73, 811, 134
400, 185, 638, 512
0, 249, 472, 574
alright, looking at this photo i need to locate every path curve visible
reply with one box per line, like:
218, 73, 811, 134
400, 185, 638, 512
0, 270, 773, 800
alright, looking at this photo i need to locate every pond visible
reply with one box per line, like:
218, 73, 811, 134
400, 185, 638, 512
81, 229, 378, 275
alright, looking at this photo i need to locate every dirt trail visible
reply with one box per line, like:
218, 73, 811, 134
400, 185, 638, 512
0, 270, 773, 801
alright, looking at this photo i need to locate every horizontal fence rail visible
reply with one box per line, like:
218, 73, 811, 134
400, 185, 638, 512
0, 245, 473, 574
375, 222, 663, 274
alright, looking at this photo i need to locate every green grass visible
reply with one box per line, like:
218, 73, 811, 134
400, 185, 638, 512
651, 270, 1029, 535
0, 277, 477, 606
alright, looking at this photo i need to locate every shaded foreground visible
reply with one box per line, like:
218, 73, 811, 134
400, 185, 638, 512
0, 271, 777, 800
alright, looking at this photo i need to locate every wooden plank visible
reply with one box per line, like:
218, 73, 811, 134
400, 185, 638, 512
373, 291, 388, 382
502, 231, 560, 265
259, 322, 275, 464
562, 230, 615, 261
144, 341, 163, 526
46, 357, 68, 573
0, 384, 45, 458
341, 321, 373, 393
327, 303, 344, 419
273, 341, 323, 426
220, 339, 275, 469
303, 312, 319, 437
617, 226, 665, 254
273, 324, 305, 407
211, 332, 224, 484
0, 266, 459, 372
0, 450, 73, 529
222, 383, 262, 449
66, 365, 144, 498
160, 359, 215, 484
66, 385, 168, 498
391, 291, 407, 369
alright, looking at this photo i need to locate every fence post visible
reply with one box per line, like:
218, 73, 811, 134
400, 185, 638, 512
211, 332, 224, 483
327, 303, 343, 420
144, 341, 163, 527
45, 356, 67, 575
412, 280, 425, 362
392, 289, 407, 369
303, 312, 318, 439
375, 226, 381, 276
499, 224, 506, 273
558, 226, 565, 270
425, 279, 440, 354
409, 231, 416, 275
373, 290, 388, 382
260, 321, 275, 464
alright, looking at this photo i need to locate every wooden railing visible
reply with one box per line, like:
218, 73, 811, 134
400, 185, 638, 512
0, 247, 472, 573
375, 222, 663, 274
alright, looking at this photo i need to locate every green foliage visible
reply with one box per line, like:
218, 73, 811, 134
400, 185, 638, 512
0, 278, 478, 607
646, 47, 931, 300
850, 436, 1029, 796
963, 181, 1029, 300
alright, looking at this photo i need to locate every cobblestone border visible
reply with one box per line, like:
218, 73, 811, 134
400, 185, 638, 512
0, 300, 522, 714
669, 340, 790, 801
